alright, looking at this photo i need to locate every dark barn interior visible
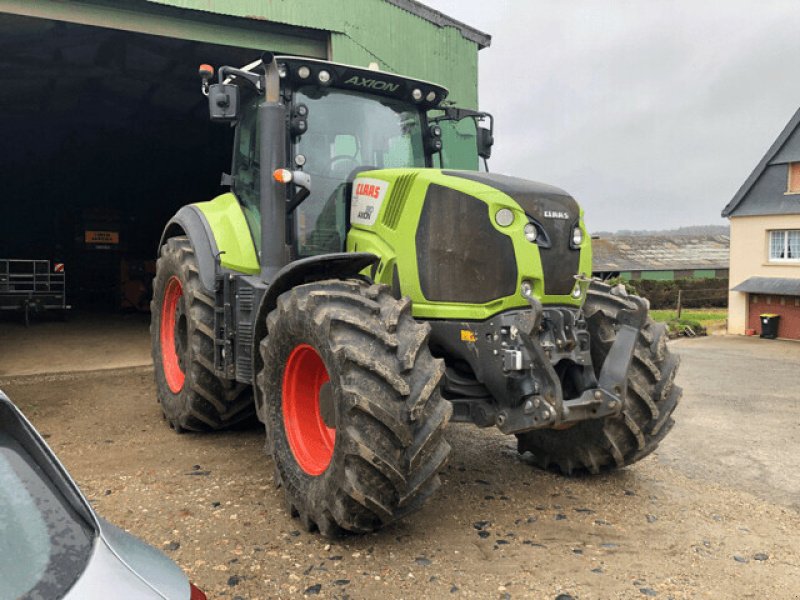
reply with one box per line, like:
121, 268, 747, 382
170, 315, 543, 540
0, 13, 258, 310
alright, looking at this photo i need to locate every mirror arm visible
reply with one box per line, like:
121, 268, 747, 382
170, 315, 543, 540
433, 107, 491, 123
286, 187, 311, 214
283, 170, 312, 214
218, 66, 263, 94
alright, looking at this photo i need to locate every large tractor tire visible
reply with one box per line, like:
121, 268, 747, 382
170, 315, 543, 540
516, 281, 681, 475
258, 279, 450, 536
150, 236, 253, 432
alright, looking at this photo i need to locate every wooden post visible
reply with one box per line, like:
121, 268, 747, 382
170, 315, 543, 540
676, 289, 683, 320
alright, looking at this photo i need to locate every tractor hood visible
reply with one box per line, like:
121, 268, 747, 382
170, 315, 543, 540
440, 171, 583, 297
346, 168, 592, 321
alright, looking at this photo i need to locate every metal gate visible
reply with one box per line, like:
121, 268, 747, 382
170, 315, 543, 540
0, 259, 70, 325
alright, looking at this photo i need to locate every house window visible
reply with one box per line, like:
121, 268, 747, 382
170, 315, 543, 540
788, 162, 800, 193
769, 229, 800, 261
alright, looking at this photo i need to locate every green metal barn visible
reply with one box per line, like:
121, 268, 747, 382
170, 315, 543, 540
0, 0, 488, 310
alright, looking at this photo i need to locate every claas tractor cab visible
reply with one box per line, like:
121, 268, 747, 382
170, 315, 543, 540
151, 53, 680, 537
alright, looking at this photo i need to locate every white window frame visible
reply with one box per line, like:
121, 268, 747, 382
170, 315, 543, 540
768, 229, 800, 262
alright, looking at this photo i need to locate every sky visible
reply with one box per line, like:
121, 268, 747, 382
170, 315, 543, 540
421, 0, 800, 232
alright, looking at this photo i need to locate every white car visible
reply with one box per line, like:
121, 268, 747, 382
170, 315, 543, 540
0, 391, 206, 599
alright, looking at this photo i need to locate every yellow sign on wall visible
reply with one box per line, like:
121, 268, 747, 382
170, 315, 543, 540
85, 230, 119, 244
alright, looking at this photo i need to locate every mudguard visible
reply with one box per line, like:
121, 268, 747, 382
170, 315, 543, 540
158, 194, 260, 293
158, 205, 219, 293
260, 252, 379, 316
247, 252, 379, 386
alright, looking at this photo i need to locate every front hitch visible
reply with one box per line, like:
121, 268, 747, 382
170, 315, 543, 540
559, 295, 647, 425
429, 294, 648, 435
494, 295, 647, 435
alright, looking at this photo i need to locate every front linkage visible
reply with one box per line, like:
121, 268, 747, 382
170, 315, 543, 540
433, 290, 648, 435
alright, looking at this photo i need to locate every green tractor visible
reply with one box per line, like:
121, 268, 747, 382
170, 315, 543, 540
151, 54, 681, 536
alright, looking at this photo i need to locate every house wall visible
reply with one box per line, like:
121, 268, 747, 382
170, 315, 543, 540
728, 214, 800, 334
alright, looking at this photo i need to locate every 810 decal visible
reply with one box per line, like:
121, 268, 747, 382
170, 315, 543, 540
350, 178, 389, 226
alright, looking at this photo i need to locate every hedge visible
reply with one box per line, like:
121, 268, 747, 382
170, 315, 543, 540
606, 277, 728, 310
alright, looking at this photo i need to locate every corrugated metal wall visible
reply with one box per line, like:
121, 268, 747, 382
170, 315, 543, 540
144, 0, 481, 107
0, 0, 328, 58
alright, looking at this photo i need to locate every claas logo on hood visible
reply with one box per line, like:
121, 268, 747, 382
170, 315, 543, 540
543, 210, 570, 220
355, 182, 382, 199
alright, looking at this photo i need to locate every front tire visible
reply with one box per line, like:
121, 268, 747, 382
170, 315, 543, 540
258, 279, 451, 536
516, 281, 681, 475
150, 236, 253, 432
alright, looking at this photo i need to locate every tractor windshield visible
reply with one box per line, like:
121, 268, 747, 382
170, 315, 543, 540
291, 87, 426, 256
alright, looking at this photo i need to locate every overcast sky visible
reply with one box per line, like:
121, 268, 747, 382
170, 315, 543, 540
421, 0, 800, 232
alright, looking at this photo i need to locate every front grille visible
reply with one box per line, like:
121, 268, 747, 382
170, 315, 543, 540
415, 184, 517, 303
443, 171, 581, 297
382, 173, 417, 229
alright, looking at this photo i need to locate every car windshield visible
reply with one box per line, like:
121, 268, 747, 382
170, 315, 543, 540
0, 430, 94, 599
292, 87, 426, 256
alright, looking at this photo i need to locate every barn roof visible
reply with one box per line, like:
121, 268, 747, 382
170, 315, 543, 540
592, 235, 730, 272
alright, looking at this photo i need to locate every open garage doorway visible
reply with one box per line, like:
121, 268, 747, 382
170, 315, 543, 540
0, 13, 276, 313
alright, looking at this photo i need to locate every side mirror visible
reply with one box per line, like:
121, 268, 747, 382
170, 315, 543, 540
208, 83, 239, 122
477, 126, 494, 160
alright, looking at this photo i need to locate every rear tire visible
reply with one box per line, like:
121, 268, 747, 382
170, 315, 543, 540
516, 281, 681, 475
258, 279, 450, 536
150, 236, 253, 432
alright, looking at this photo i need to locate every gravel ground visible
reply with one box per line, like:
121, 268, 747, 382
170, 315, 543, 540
1, 336, 799, 599
0, 311, 151, 377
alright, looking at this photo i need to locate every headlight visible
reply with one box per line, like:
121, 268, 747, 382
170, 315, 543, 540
520, 280, 533, 298
572, 226, 583, 246
524, 223, 538, 243
571, 284, 583, 298
495, 208, 514, 227
297, 65, 311, 79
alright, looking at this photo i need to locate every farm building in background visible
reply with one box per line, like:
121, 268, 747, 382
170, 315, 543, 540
591, 235, 730, 281
0, 0, 488, 311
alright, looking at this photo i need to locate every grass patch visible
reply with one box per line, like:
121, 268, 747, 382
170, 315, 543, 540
650, 308, 727, 324
649, 308, 727, 336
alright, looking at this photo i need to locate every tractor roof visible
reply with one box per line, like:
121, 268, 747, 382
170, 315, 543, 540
239, 56, 449, 109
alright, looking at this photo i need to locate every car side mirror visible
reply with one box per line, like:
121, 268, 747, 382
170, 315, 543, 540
208, 83, 239, 122
477, 125, 494, 160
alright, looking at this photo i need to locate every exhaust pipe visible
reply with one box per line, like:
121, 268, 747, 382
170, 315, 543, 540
258, 54, 288, 281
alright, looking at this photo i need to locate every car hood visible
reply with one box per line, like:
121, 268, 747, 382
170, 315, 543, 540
0, 392, 189, 600
66, 519, 189, 599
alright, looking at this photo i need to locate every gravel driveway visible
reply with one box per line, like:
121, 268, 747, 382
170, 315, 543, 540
1, 334, 798, 599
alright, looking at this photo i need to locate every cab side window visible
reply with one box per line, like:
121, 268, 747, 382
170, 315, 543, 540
232, 95, 261, 248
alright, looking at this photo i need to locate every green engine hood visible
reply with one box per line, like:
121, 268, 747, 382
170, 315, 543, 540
346, 168, 592, 321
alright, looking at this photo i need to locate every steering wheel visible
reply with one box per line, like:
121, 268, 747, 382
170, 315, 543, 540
328, 155, 360, 178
